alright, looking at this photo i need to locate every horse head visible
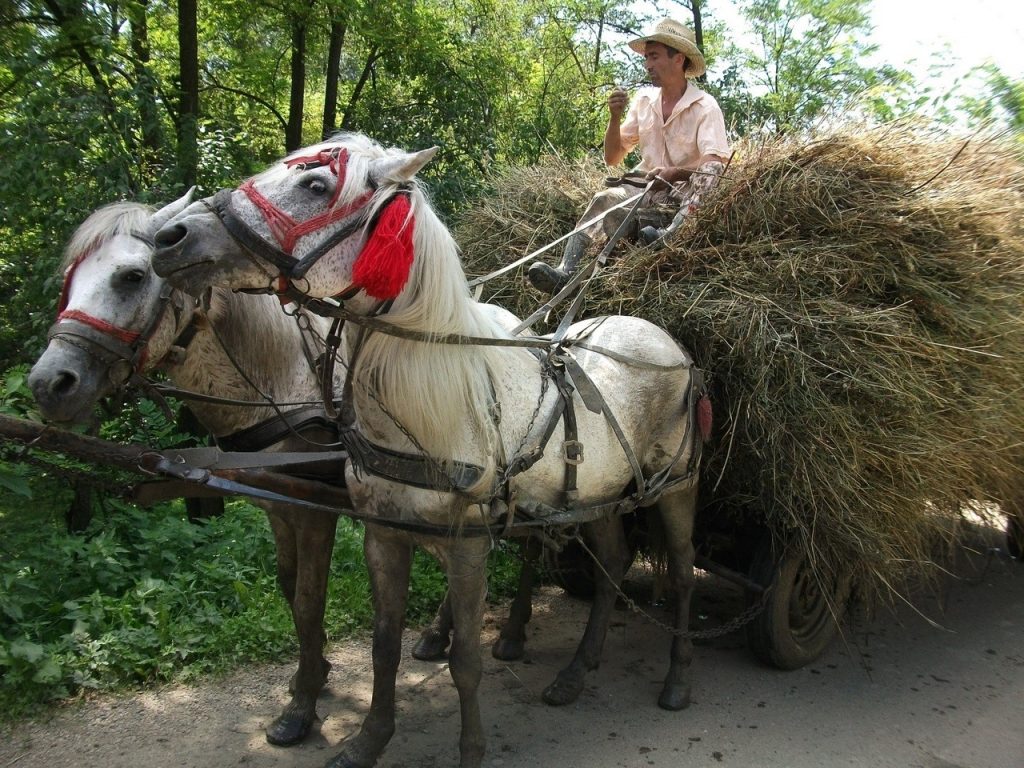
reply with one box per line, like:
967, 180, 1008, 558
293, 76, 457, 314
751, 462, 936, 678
152, 133, 438, 312
28, 190, 196, 424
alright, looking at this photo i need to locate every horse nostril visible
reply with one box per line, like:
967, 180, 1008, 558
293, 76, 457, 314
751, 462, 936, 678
50, 370, 80, 397
155, 223, 187, 249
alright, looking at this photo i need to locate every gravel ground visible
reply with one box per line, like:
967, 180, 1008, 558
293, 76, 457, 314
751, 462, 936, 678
2, 522, 1022, 768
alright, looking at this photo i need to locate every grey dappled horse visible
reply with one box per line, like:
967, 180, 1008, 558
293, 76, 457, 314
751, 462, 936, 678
152, 133, 703, 768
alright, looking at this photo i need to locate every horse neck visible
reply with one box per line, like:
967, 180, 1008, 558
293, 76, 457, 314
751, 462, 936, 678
170, 291, 320, 439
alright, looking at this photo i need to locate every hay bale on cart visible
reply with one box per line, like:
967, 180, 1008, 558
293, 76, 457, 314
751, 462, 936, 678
455, 123, 1024, 667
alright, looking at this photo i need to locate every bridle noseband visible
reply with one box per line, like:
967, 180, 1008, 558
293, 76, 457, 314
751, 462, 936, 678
200, 146, 412, 301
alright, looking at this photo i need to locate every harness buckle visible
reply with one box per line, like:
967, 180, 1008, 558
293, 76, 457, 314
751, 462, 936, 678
562, 439, 584, 466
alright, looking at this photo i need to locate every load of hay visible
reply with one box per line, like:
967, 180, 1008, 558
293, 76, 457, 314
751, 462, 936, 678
454, 122, 1024, 602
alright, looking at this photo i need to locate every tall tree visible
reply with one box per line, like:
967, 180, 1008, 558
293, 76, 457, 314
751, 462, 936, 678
126, 0, 162, 161
286, 15, 308, 152
322, 15, 347, 138
723, 0, 904, 133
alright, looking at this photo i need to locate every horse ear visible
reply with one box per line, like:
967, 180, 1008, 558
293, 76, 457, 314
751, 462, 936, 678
150, 187, 196, 233
369, 147, 439, 184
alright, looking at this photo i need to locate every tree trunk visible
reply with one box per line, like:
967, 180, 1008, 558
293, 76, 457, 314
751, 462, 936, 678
340, 46, 381, 131
177, 0, 200, 188
126, 0, 162, 170
322, 18, 347, 139
691, 0, 706, 84
286, 16, 308, 152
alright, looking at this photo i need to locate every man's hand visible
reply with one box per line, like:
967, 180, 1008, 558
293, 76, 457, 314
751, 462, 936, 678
608, 87, 629, 120
645, 166, 691, 184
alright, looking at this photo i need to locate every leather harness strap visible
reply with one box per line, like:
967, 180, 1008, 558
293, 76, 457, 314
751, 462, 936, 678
215, 404, 340, 453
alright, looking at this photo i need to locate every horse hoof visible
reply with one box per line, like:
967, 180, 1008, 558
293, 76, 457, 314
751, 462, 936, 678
412, 631, 449, 661
491, 637, 525, 661
541, 673, 584, 706
657, 684, 691, 711
266, 708, 316, 746
324, 750, 373, 768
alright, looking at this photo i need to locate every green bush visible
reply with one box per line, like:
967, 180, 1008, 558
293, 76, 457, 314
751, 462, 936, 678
0, 484, 520, 722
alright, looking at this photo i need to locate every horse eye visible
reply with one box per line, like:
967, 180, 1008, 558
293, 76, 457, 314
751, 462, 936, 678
118, 268, 147, 285
301, 176, 330, 196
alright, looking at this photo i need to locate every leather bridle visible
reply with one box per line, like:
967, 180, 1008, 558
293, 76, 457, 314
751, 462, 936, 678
49, 232, 196, 383
199, 146, 402, 299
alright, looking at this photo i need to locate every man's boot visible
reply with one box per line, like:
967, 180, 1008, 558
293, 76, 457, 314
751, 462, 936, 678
527, 232, 591, 294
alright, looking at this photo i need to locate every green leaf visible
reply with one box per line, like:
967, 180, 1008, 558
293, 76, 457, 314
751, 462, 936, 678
31, 657, 63, 684
0, 469, 33, 498
9, 638, 45, 663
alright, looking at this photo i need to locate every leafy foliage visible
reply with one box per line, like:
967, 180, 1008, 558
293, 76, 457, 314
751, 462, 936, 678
714, 0, 911, 133
0, 488, 519, 721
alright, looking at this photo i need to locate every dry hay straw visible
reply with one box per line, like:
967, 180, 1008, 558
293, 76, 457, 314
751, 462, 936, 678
455, 122, 1024, 603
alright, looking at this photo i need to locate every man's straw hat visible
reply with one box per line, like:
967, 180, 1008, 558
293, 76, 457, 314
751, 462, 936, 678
628, 18, 706, 78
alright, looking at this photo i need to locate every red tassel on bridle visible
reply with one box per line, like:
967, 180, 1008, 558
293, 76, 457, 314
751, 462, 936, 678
352, 195, 415, 300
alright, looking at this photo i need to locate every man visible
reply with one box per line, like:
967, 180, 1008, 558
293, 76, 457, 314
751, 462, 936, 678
528, 18, 730, 294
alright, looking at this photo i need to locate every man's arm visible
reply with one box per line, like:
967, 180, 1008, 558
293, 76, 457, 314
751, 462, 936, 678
645, 154, 727, 184
604, 87, 632, 166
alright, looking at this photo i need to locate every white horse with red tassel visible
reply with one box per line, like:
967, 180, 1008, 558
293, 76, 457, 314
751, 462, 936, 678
153, 132, 705, 768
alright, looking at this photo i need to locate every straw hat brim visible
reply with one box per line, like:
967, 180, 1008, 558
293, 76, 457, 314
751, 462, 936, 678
628, 34, 706, 78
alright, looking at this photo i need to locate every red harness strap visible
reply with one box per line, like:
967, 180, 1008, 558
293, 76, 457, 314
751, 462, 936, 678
237, 145, 418, 301
55, 244, 156, 371
57, 309, 141, 345
240, 148, 374, 255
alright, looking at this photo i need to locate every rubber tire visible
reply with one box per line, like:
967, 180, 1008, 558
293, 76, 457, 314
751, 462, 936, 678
744, 537, 852, 670
1007, 514, 1024, 561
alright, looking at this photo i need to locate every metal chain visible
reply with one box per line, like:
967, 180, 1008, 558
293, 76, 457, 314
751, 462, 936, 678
573, 533, 773, 640
496, 370, 551, 489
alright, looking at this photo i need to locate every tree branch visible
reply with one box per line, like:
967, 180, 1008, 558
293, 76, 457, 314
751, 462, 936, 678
203, 71, 288, 131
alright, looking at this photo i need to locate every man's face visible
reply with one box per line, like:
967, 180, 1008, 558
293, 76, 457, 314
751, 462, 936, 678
644, 42, 684, 86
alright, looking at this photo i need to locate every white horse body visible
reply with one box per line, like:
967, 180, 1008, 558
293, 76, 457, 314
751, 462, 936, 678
152, 132, 701, 768
348, 312, 693, 523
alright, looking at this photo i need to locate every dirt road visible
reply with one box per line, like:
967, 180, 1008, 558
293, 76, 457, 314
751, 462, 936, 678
2, 523, 1022, 768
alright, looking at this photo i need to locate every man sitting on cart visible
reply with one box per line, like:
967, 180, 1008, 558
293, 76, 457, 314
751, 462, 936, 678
528, 17, 731, 295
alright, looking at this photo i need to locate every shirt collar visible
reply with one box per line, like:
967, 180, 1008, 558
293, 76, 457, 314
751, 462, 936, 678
638, 83, 707, 120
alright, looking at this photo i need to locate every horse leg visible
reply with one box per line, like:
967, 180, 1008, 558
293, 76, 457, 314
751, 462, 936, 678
654, 483, 699, 711
266, 511, 338, 746
327, 525, 411, 768
411, 589, 453, 660
265, 513, 299, 689
492, 537, 541, 661
443, 538, 491, 768
542, 516, 630, 706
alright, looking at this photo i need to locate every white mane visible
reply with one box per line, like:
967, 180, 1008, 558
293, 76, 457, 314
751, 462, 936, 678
62, 202, 152, 271
352, 178, 519, 496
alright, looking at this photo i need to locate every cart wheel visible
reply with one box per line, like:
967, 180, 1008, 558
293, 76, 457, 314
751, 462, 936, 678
744, 536, 852, 670
1007, 514, 1024, 561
